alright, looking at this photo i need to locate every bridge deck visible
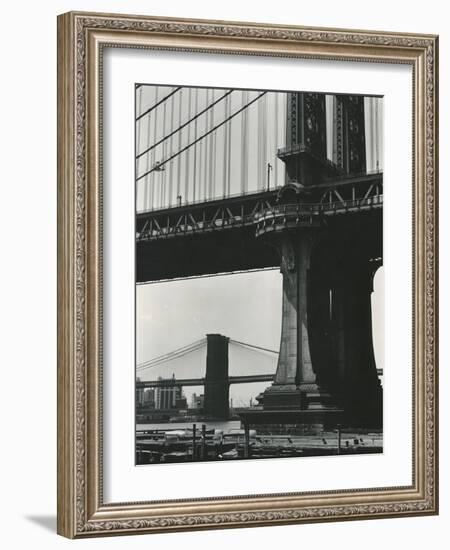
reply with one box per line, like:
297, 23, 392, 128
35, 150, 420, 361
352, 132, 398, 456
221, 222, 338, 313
137, 374, 275, 388
137, 370, 383, 389
137, 173, 382, 242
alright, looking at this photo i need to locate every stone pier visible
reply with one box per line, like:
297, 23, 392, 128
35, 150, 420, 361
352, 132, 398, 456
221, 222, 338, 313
262, 230, 336, 414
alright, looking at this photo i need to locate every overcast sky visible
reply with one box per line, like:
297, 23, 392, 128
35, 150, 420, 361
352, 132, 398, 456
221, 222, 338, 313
136, 268, 384, 405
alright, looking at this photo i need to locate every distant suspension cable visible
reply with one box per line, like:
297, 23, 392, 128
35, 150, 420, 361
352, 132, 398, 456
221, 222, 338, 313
136, 344, 206, 372
136, 336, 278, 375
230, 339, 278, 355
136, 338, 206, 371
137, 341, 205, 369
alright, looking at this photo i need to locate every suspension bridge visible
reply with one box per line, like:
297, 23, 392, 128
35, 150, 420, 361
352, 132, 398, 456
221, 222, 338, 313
136, 86, 384, 429
136, 336, 277, 388
135, 87, 382, 282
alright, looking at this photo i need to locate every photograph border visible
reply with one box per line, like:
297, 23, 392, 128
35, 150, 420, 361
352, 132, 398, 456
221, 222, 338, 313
57, 11, 438, 538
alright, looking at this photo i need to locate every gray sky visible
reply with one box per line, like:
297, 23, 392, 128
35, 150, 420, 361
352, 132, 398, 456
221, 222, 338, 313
136, 267, 384, 405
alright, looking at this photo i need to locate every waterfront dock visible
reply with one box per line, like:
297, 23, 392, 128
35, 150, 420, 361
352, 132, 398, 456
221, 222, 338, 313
135, 425, 382, 465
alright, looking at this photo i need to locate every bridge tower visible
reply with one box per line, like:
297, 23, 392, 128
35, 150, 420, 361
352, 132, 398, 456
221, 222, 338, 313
203, 334, 230, 419
257, 92, 381, 428
257, 92, 337, 415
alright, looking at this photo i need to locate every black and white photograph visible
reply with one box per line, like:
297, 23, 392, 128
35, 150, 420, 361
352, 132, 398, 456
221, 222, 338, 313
135, 84, 384, 465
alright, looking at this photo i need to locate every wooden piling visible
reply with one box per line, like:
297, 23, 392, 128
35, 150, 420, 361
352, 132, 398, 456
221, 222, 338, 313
192, 423, 196, 460
244, 422, 250, 458
201, 424, 206, 460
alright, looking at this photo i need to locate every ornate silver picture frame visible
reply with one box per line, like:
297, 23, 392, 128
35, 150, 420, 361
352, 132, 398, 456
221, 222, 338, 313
57, 11, 438, 538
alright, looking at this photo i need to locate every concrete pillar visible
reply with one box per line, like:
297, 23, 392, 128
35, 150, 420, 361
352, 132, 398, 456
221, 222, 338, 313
263, 232, 334, 411
333, 261, 382, 428
308, 268, 338, 394
203, 334, 230, 419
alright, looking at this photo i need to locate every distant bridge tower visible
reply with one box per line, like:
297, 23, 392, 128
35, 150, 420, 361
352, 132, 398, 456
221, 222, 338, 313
203, 334, 230, 419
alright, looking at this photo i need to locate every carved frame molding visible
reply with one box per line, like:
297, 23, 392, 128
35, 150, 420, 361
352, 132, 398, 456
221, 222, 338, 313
57, 11, 438, 538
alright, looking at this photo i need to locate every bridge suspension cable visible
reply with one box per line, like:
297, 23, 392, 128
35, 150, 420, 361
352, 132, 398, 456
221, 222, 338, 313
136, 91, 267, 182
136, 86, 182, 122
240, 90, 249, 195
137, 340, 206, 369
136, 90, 234, 160
136, 336, 278, 374
229, 339, 278, 355
136, 86, 288, 211
137, 337, 206, 372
